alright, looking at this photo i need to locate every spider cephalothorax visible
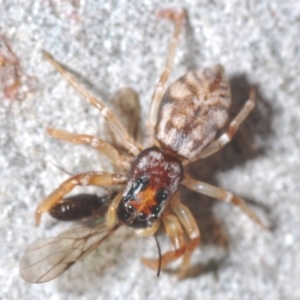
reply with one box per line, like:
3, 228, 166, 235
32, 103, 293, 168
118, 147, 183, 228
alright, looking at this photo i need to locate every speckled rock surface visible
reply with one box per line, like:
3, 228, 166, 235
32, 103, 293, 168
1, 1, 300, 299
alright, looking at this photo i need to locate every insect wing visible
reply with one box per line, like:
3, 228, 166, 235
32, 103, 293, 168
20, 224, 116, 283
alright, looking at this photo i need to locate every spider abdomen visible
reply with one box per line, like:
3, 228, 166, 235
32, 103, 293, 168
155, 65, 231, 160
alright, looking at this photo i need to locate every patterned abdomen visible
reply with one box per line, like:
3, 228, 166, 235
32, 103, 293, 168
155, 65, 231, 160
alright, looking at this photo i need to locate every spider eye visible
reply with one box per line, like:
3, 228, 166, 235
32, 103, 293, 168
126, 205, 135, 214
151, 206, 161, 218
155, 188, 168, 204
135, 177, 149, 191
138, 212, 148, 221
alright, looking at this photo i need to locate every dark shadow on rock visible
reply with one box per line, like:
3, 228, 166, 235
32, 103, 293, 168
188, 74, 273, 177
165, 255, 229, 280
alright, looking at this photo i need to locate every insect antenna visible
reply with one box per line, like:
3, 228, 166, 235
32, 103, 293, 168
154, 234, 162, 277
49, 161, 73, 176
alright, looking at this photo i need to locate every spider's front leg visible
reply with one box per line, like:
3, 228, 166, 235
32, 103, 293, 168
140, 196, 200, 279
171, 196, 200, 279
141, 214, 187, 274
142, 193, 200, 279
35, 171, 127, 226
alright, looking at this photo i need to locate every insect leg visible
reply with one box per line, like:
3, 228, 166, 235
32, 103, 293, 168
193, 87, 256, 160
182, 174, 269, 229
47, 128, 131, 169
43, 51, 143, 156
147, 9, 186, 145
141, 214, 186, 270
35, 171, 127, 226
107, 87, 141, 146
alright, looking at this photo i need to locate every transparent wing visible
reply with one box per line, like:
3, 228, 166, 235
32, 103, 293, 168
20, 223, 118, 283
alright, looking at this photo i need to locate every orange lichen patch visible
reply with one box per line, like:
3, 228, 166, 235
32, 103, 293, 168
0, 35, 21, 101
3, 78, 21, 99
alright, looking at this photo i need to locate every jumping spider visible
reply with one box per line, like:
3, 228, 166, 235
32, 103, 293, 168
20, 9, 267, 283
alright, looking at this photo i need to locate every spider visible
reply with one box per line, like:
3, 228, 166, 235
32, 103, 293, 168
20, 8, 267, 283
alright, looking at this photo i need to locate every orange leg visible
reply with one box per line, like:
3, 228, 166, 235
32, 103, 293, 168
134, 220, 160, 237
47, 128, 131, 169
182, 174, 269, 229
141, 214, 186, 270
105, 191, 123, 229
171, 197, 200, 279
35, 171, 127, 226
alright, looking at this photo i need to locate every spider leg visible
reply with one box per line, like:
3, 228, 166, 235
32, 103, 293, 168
171, 196, 200, 279
190, 87, 256, 162
47, 128, 131, 170
134, 220, 160, 237
105, 191, 123, 229
35, 171, 127, 226
43, 51, 143, 156
147, 9, 186, 145
182, 174, 268, 229
141, 214, 186, 270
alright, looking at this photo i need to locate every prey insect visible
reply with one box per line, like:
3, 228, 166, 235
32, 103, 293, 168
20, 9, 267, 283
